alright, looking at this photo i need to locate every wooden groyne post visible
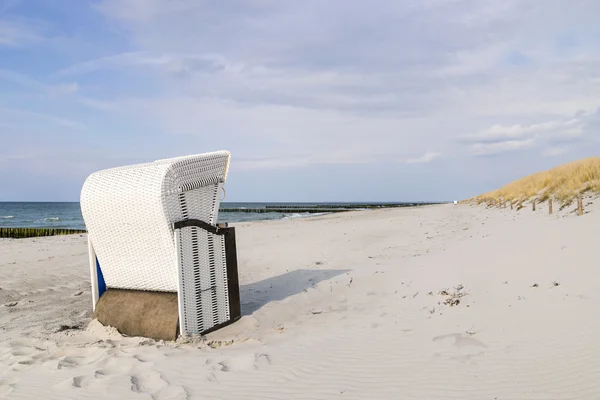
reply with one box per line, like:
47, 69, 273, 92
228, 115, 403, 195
0, 228, 86, 239
532, 199, 536, 212
549, 198, 553, 215
577, 193, 583, 216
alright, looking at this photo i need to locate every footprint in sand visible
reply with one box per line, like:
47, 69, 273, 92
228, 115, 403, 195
4, 342, 41, 371
206, 372, 218, 382
10, 348, 36, 357
53, 348, 108, 371
72, 375, 94, 388
212, 353, 272, 374
2, 339, 63, 371
91, 356, 187, 399
0, 377, 17, 398
129, 371, 190, 400
152, 384, 189, 400
95, 364, 134, 377
57, 356, 84, 370
7, 339, 34, 348
130, 371, 168, 395
10, 358, 36, 371
54, 375, 95, 390
255, 353, 271, 368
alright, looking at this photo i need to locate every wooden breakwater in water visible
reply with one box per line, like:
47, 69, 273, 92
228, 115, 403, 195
221, 203, 441, 213
220, 208, 349, 214
263, 203, 431, 209
0, 228, 87, 239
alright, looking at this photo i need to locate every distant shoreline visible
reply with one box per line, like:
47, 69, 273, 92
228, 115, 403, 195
0, 201, 448, 231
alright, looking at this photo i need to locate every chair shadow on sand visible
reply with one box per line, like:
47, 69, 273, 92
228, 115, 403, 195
239, 269, 350, 315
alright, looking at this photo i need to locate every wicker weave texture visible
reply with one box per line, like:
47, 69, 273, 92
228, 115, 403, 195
177, 226, 230, 334
80, 151, 230, 292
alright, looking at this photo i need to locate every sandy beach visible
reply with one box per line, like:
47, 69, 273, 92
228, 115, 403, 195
1, 199, 599, 399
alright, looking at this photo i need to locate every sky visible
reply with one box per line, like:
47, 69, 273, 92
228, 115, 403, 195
1, 0, 599, 202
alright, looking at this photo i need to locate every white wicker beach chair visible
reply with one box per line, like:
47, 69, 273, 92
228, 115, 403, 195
80, 150, 241, 338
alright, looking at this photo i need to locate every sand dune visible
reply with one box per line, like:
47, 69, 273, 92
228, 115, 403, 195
469, 156, 600, 204
1, 199, 599, 399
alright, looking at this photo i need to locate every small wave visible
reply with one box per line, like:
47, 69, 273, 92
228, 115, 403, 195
307, 212, 330, 218
0, 216, 14, 219
282, 213, 303, 219
283, 212, 330, 220
45, 217, 61, 222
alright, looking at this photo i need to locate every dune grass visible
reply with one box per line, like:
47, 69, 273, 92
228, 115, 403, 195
467, 156, 600, 206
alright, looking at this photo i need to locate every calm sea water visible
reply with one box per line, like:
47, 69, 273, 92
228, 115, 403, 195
0, 202, 422, 230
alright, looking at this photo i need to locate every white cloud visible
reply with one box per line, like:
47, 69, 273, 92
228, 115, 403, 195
84, 2, 600, 125
58, 52, 153, 75
543, 147, 567, 157
56, 82, 79, 94
84, 95, 439, 166
406, 152, 441, 164
233, 152, 383, 171
553, 127, 583, 141
460, 115, 590, 157
0, 69, 78, 95
470, 139, 534, 156
93, 0, 202, 22
58, 0, 600, 175
0, 68, 46, 89
460, 120, 564, 143
0, 18, 45, 47
4, 0, 600, 201
58, 52, 229, 76
0, 106, 86, 131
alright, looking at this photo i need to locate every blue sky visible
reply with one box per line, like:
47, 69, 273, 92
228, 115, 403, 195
1, 0, 599, 202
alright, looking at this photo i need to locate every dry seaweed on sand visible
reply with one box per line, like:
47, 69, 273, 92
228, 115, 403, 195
437, 284, 468, 307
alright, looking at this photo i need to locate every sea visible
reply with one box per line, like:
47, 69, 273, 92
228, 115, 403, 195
0, 202, 429, 230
